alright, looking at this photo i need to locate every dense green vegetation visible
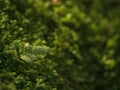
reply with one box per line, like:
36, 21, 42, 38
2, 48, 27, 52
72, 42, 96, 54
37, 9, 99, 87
0, 0, 120, 90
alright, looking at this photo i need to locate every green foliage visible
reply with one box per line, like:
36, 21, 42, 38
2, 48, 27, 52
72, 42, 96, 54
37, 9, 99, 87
0, 0, 120, 90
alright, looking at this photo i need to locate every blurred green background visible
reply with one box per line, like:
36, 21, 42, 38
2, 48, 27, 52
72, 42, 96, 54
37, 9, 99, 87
0, 0, 120, 90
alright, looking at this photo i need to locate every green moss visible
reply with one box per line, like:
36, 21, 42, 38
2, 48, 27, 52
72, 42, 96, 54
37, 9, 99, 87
0, 0, 120, 90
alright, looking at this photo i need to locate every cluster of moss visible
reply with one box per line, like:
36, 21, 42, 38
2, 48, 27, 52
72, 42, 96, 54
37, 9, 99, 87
0, 0, 120, 90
